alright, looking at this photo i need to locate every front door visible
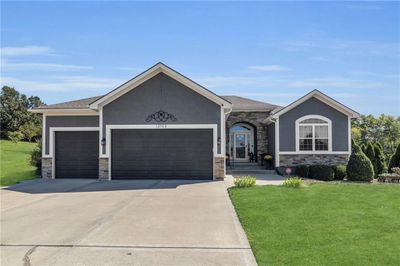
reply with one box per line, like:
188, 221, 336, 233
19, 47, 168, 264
234, 133, 247, 161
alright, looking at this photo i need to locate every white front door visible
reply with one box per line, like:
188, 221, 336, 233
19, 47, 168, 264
234, 133, 248, 161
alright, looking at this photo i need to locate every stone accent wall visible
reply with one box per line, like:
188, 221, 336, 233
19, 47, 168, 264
99, 158, 109, 180
42, 158, 53, 179
214, 156, 225, 180
279, 154, 349, 167
226, 111, 270, 162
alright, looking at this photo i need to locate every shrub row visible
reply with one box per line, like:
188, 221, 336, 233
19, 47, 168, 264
295, 164, 347, 181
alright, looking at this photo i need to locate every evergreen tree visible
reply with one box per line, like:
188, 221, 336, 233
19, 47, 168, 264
388, 143, 400, 172
347, 144, 374, 181
365, 143, 378, 177
374, 144, 386, 175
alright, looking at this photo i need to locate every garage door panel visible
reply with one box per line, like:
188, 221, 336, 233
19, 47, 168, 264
112, 129, 213, 179
55, 131, 99, 179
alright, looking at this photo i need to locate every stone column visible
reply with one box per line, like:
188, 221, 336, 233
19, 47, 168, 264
99, 158, 109, 180
41, 158, 53, 179
214, 156, 225, 180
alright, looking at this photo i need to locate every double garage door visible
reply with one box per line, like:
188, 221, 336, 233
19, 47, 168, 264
54, 129, 213, 179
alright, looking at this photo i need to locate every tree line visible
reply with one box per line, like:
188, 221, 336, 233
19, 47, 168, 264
0, 86, 44, 142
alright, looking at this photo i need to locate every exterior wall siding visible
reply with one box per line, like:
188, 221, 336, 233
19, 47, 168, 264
102, 73, 221, 154
225, 111, 270, 162
44, 116, 99, 154
279, 154, 349, 167
279, 97, 349, 152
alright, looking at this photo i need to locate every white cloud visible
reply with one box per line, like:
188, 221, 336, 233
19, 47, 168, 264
1, 75, 122, 92
248, 65, 290, 72
1, 46, 54, 57
2, 61, 93, 71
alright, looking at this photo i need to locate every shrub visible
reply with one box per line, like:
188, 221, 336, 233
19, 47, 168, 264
295, 165, 309, 178
347, 144, 374, 182
19, 122, 41, 142
30, 141, 42, 175
374, 144, 386, 175
283, 177, 303, 188
388, 143, 400, 172
7, 131, 24, 143
309, 165, 335, 181
333, 165, 346, 180
234, 176, 256, 188
365, 143, 378, 177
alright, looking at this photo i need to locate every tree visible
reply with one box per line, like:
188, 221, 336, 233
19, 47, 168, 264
352, 114, 400, 164
0, 86, 44, 139
388, 144, 400, 171
347, 144, 374, 182
8, 131, 24, 144
365, 143, 378, 177
19, 122, 41, 142
374, 144, 386, 175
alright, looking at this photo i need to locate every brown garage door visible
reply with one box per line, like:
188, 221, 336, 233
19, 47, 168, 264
55, 131, 99, 178
111, 129, 213, 179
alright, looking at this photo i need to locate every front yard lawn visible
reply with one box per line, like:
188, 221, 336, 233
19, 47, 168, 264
0, 140, 38, 186
229, 184, 400, 265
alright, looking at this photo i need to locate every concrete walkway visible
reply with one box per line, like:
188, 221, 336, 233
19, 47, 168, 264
1, 179, 257, 266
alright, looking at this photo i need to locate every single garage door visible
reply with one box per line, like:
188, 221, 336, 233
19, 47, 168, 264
111, 129, 213, 179
55, 131, 99, 178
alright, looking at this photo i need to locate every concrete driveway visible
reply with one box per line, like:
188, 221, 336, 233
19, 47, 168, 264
0, 179, 256, 266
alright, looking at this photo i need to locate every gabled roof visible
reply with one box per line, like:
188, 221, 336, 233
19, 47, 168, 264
89, 62, 232, 109
270, 89, 360, 119
222, 96, 280, 112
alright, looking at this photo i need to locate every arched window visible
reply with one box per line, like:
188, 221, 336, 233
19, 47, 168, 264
296, 115, 331, 152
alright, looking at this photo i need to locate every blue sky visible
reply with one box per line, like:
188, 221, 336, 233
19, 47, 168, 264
1, 1, 399, 115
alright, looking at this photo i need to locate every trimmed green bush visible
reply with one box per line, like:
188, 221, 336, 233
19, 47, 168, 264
374, 144, 386, 175
388, 143, 400, 172
282, 177, 303, 188
309, 165, 335, 181
333, 165, 346, 180
295, 165, 309, 178
365, 143, 378, 177
347, 144, 374, 182
234, 176, 256, 188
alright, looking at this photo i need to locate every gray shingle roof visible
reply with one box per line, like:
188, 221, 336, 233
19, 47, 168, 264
221, 96, 280, 112
35, 94, 280, 112
36, 96, 103, 109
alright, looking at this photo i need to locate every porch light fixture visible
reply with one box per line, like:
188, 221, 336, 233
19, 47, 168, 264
101, 138, 106, 146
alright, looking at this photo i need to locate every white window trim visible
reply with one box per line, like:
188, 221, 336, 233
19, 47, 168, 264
295, 115, 332, 153
104, 124, 218, 181
47, 127, 99, 179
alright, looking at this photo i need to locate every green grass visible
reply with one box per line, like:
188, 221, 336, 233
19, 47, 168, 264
229, 184, 400, 266
0, 140, 38, 186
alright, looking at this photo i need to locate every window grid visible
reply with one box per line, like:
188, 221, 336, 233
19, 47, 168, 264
298, 123, 329, 152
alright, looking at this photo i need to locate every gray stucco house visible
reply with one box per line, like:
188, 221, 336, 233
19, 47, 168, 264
32, 63, 359, 180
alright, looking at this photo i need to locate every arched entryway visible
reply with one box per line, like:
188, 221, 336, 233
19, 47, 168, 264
228, 123, 256, 162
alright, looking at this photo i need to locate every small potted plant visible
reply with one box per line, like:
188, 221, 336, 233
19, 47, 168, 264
264, 154, 273, 169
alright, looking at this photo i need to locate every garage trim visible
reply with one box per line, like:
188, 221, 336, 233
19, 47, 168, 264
48, 127, 99, 179
105, 124, 218, 180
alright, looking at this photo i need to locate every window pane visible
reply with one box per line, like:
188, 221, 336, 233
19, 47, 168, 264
315, 139, 328, 151
300, 118, 327, 124
300, 139, 313, 151
299, 126, 313, 138
315, 125, 328, 138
